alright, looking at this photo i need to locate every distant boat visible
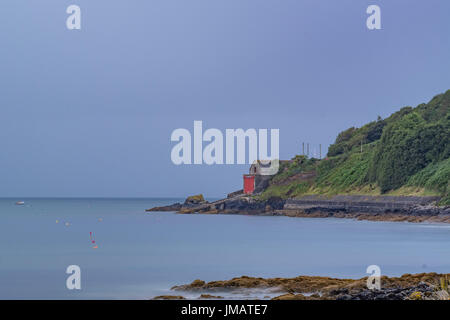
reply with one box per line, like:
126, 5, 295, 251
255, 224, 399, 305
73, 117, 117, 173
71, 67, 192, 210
15, 201, 25, 205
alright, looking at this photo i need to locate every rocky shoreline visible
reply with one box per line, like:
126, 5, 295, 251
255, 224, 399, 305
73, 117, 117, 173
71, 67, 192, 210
147, 194, 450, 223
160, 273, 450, 300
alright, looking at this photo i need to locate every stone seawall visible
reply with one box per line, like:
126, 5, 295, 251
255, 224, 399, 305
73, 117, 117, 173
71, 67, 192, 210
277, 195, 450, 222
283, 195, 445, 215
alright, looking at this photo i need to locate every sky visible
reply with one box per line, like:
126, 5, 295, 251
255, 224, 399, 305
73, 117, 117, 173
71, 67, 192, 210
0, 0, 449, 198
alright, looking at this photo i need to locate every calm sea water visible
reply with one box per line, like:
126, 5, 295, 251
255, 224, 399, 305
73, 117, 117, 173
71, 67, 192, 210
1, 198, 450, 299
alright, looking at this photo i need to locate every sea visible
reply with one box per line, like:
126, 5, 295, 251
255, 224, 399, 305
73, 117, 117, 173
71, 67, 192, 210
1, 198, 450, 299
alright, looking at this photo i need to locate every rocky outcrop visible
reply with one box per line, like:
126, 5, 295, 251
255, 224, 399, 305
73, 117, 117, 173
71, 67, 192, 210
332, 282, 436, 300
184, 194, 208, 207
146, 202, 182, 212
146, 194, 208, 212
171, 273, 450, 300
199, 294, 224, 299
153, 295, 186, 300
227, 190, 243, 198
178, 195, 285, 215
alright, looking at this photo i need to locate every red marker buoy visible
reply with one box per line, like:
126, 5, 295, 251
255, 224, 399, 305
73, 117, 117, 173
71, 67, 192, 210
89, 232, 98, 249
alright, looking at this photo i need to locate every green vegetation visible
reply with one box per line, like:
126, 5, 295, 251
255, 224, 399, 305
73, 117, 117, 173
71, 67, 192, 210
259, 156, 318, 200
406, 158, 450, 205
314, 145, 376, 193
259, 90, 450, 205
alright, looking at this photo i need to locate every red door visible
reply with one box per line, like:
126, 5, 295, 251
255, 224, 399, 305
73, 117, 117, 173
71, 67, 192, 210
243, 175, 255, 194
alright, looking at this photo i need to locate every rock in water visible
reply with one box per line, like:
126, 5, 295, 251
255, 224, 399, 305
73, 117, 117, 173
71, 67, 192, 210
184, 194, 208, 207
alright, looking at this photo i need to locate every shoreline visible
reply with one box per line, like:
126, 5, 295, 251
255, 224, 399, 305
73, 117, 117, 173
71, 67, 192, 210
158, 273, 450, 300
147, 194, 450, 224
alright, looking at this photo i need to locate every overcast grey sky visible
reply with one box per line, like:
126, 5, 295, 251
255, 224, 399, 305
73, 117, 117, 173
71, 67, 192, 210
1, 0, 449, 198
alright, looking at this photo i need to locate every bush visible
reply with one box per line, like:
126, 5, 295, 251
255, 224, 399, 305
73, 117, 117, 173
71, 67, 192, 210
407, 158, 450, 205
368, 111, 449, 193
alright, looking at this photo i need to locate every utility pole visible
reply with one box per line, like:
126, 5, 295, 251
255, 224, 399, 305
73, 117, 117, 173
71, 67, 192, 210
320, 144, 322, 159
307, 143, 309, 157
302, 142, 304, 156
